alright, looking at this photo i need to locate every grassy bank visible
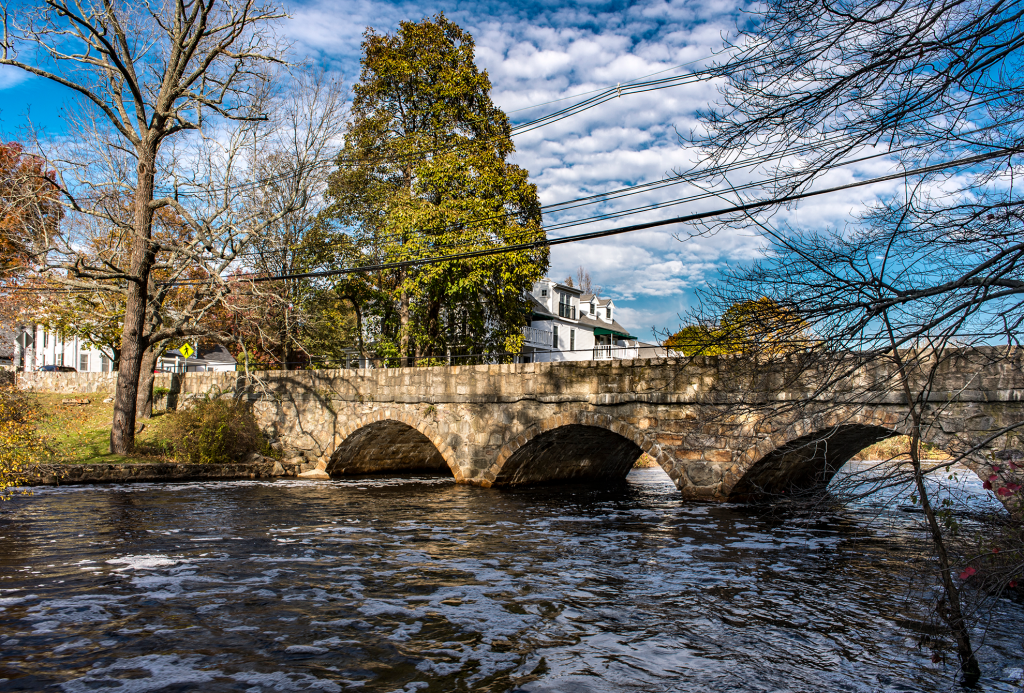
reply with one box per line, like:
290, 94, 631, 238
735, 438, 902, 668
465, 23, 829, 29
26, 393, 176, 465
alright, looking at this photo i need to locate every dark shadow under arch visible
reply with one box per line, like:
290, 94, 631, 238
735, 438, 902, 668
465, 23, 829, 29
495, 424, 642, 487
729, 424, 895, 501
326, 420, 453, 477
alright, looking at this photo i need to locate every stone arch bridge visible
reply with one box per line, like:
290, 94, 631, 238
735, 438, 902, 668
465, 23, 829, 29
182, 347, 1024, 503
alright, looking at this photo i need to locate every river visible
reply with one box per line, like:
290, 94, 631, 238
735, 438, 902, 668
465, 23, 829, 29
0, 467, 1021, 692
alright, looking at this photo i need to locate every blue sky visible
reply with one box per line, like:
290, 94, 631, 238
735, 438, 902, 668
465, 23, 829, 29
0, 0, 905, 342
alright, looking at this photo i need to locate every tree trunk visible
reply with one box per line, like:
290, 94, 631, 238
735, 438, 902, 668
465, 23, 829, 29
886, 335, 980, 683
135, 344, 159, 420
110, 152, 157, 454
399, 284, 410, 366
426, 295, 441, 359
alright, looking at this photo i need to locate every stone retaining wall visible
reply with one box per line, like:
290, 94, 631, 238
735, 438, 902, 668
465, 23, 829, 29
21, 459, 309, 486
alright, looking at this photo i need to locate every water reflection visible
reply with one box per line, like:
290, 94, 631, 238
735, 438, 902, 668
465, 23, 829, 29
0, 468, 1020, 692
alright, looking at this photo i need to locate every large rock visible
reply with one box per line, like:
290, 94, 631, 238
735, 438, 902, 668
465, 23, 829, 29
297, 469, 330, 480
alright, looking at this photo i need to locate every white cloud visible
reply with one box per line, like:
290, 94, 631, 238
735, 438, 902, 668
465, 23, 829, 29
0, 65, 30, 90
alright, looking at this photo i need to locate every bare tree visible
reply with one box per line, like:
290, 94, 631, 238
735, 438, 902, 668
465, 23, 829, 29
678, 0, 1024, 681
1, 2, 345, 451
574, 265, 601, 296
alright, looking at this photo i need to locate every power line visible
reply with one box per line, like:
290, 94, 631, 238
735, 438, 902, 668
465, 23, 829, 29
165, 145, 1022, 287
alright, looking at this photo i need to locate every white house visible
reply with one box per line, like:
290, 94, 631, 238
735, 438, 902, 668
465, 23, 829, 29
4, 325, 115, 372
2, 324, 236, 373
520, 277, 642, 362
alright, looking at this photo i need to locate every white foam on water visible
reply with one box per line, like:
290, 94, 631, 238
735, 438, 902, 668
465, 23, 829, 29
52, 638, 92, 653
106, 555, 179, 571
230, 669, 344, 692
59, 654, 219, 692
285, 644, 330, 654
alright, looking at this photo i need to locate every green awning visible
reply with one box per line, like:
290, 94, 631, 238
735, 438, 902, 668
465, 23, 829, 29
594, 326, 637, 340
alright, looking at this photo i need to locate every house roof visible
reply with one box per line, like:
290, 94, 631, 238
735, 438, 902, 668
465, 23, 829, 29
553, 282, 582, 295
636, 341, 678, 359
577, 314, 635, 339
528, 294, 555, 318
580, 293, 612, 305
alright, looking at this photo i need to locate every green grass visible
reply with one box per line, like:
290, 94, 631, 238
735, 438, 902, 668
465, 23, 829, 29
27, 393, 177, 465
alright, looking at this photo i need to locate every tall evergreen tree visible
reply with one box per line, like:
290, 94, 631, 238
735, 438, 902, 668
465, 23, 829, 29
326, 14, 548, 363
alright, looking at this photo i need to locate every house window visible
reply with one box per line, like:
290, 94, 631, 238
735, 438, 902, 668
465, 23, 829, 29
57, 352, 64, 366
552, 325, 559, 349
590, 303, 595, 315
42, 331, 48, 348
570, 329, 575, 352
80, 354, 89, 371
541, 288, 548, 297
100, 354, 110, 372
572, 304, 576, 319
606, 307, 611, 319
558, 293, 566, 318
41, 354, 46, 366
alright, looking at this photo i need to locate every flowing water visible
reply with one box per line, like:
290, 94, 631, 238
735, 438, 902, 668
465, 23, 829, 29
0, 467, 1022, 692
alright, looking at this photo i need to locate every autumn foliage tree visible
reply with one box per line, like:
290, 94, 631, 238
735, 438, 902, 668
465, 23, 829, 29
0, 142, 61, 278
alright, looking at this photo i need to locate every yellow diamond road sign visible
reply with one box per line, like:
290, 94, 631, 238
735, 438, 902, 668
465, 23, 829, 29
178, 344, 195, 359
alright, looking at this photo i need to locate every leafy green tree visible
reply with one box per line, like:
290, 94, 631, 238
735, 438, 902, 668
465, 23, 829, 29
325, 15, 548, 363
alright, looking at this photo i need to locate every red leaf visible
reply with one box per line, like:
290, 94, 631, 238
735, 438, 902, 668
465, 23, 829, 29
997, 487, 1013, 496
959, 566, 977, 580
989, 474, 999, 482
983, 480, 993, 490
992, 465, 1002, 473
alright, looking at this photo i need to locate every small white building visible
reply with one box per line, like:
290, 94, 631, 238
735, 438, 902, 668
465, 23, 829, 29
159, 344, 237, 372
520, 278, 641, 362
2, 325, 236, 373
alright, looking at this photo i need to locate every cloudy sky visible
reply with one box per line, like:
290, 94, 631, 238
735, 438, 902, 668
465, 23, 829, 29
0, 0, 905, 341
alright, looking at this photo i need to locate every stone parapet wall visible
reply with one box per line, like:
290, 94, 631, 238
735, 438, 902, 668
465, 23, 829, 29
15, 348, 1024, 405
15, 370, 242, 396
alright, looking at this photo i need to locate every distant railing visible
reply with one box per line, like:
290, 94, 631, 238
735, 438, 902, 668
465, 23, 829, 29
594, 344, 639, 360
522, 325, 555, 347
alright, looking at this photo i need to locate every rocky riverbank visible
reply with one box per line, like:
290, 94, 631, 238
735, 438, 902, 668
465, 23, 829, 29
20, 456, 328, 487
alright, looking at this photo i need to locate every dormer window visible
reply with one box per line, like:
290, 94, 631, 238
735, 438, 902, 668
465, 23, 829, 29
606, 307, 611, 319
589, 303, 595, 315
541, 288, 548, 297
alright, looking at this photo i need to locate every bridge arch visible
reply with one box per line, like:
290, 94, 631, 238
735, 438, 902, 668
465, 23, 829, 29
324, 412, 463, 481
727, 407, 975, 501
486, 410, 682, 487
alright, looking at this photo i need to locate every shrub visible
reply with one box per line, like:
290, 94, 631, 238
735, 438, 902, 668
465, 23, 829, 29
0, 387, 46, 498
167, 397, 266, 465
